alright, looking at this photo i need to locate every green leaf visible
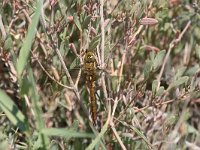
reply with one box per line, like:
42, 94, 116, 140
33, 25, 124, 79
185, 64, 199, 76
0, 90, 26, 131
130, 126, 153, 148
82, 15, 91, 29
58, 0, 68, 21
20, 76, 31, 95
187, 124, 199, 135
170, 76, 189, 88
28, 68, 50, 148
0, 131, 9, 150
174, 67, 187, 79
196, 44, 200, 60
156, 86, 165, 96
152, 80, 158, 95
73, 14, 82, 31
60, 40, 69, 57
104, 43, 111, 62
4, 36, 13, 51
86, 119, 108, 150
70, 57, 80, 69
41, 128, 94, 138
194, 26, 200, 40
89, 35, 101, 50
149, 51, 155, 61
143, 60, 152, 78
153, 50, 166, 70
164, 114, 178, 129
16, 0, 43, 78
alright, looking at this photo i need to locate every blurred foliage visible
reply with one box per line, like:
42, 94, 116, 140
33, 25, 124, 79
0, 0, 200, 149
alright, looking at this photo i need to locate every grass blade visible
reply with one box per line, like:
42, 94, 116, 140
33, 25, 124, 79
0, 90, 26, 131
41, 128, 94, 138
16, 0, 43, 78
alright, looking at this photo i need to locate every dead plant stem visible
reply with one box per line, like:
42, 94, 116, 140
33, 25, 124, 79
156, 21, 191, 91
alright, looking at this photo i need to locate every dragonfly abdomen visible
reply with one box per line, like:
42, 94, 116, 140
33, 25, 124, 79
89, 81, 97, 125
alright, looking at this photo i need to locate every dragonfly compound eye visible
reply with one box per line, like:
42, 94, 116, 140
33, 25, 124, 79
86, 54, 95, 62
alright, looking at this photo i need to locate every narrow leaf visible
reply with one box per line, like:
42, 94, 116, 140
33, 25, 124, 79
89, 35, 101, 50
41, 128, 94, 138
70, 57, 80, 69
152, 80, 158, 95
86, 118, 109, 150
82, 15, 91, 29
196, 44, 200, 60
73, 14, 82, 31
28, 68, 50, 148
16, 0, 43, 78
0, 90, 26, 131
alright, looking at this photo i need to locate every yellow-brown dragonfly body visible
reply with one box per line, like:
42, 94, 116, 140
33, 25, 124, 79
83, 51, 98, 125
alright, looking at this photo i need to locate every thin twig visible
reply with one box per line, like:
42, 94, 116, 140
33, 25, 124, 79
75, 29, 83, 88
116, 38, 127, 93
31, 51, 73, 89
114, 118, 154, 150
110, 98, 127, 150
0, 14, 6, 40
100, 0, 108, 101
156, 21, 191, 91
133, 89, 200, 113
111, 125, 127, 150
100, 0, 105, 66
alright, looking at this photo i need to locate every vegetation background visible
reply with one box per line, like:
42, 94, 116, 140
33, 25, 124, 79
0, 0, 200, 149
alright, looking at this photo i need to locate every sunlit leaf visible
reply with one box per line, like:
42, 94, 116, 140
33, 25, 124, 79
0, 131, 9, 150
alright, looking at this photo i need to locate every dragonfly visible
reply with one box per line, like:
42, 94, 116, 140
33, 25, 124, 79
68, 49, 102, 126
68, 48, 135, 127
83, 50, 98, 126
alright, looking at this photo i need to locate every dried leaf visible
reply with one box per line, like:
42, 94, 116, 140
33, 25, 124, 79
140, 17, 158, 25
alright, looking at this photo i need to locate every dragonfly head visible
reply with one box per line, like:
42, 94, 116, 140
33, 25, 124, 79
84, 51, 96, 63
